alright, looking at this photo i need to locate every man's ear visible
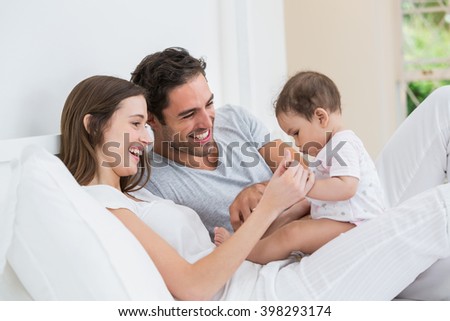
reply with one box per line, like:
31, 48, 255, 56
147, 113, 161, 130
83, 114, 92, 133
314, 108, 329, 128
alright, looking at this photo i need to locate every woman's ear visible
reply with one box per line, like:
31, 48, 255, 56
314, 108, 329, 128
83, 114, 92, 134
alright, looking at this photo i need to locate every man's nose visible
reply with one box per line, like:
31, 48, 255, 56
197, 109, 213, 128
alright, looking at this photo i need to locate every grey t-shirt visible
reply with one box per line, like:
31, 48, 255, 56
145, 105, 274, 239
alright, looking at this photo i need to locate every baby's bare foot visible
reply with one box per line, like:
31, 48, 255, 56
214, 227, 231, 246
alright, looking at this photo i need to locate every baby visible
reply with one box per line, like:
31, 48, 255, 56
215, 71, 385, 264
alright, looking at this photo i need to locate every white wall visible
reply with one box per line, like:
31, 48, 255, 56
0, 0, 287, 140
219, 0, 287, 132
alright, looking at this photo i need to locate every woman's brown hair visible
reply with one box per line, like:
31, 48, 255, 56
60, 75, 150, 192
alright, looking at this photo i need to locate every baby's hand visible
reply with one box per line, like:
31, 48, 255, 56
285, 158, 315, 195
284, 159, 300, 168
261, 151, 313, 213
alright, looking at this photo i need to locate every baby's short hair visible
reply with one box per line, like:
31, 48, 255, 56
275, 71, 341, 121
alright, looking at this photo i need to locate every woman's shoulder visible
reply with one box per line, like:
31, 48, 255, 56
130, 187, 166, 203
82, 184, 137, 212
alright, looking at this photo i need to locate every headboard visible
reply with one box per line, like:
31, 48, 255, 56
0, 134, 60, 163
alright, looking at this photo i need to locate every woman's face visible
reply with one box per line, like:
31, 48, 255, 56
96, 94, 151, 179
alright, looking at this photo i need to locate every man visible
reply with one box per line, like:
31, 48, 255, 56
131, 47, 308, 239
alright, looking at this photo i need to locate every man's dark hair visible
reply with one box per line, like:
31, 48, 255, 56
131, 47, 207, 124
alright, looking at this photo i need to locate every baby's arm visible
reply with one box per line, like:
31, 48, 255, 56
307, 176, 359, 201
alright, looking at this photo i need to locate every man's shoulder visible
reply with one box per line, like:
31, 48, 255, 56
217, 104, 247, 114
215, 104, 264, 133
215, 104, 270, 148
148, 152, 184, 177
216, 105, 253, 124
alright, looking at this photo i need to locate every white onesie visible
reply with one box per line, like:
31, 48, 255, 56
307, 130, 385, 223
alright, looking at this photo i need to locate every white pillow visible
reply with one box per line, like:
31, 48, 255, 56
6, 145, 173, 300
0, 262, 32, 300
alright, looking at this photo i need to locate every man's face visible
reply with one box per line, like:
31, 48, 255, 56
150, 74, 216, 159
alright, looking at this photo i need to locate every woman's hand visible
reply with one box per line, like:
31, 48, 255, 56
258, 151, 315, 217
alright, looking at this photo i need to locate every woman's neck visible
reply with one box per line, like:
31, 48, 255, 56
88, 166, 121, 190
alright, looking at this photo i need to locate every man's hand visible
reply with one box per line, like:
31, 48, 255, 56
229, 182, 267, 231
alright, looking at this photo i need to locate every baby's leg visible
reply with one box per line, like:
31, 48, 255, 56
214, 227, 231, 246
247, 219, 354, 265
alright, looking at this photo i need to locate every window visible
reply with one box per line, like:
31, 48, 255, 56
401, 0, 450, 115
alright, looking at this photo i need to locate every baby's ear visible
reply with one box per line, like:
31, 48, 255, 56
314, 108, 329, 127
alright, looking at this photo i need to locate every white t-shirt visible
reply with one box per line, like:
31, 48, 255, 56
84, 184, 313, 300
307, 130, 385, 223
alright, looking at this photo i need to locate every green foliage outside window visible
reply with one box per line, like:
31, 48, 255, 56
402, 1, 450, 115
407, 80, 450, 115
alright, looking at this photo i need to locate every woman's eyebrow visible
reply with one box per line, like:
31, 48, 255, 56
128, 114, 146, 119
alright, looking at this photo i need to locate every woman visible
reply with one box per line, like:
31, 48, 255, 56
60, 75, 450, 300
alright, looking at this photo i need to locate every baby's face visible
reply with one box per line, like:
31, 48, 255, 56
277, 111, 328, 157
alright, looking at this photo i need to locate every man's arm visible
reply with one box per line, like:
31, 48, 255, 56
229, 182, 312, 232
229, 182, 266, 231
